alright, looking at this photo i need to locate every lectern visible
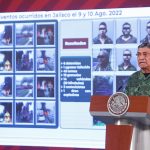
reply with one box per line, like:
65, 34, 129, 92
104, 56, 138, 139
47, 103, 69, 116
90, 95, 150, 150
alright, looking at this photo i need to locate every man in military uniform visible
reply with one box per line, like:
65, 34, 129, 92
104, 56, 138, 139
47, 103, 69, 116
125, 42, 150, 95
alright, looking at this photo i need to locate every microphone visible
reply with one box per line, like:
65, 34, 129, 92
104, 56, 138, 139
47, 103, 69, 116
117, 85, 123, 92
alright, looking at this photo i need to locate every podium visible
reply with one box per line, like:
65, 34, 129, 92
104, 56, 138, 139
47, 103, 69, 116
90, 95, 150, 150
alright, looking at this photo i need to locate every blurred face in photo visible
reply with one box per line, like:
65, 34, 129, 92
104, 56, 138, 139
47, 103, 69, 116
122, 23, 131, 36
97, 50, 109, 66
99, 24, 107, 37
123, 49, 132, 63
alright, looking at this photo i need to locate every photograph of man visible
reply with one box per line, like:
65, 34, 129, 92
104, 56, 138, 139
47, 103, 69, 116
116, 22, 137, 44
140, 21, 150, 44
118, 49, 137, 71
125, 43, 150, 96
93, 49, 112, 71
93, 22, 113, 44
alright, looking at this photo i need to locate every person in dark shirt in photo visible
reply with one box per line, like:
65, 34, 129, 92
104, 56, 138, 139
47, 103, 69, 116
93, 49, 112, 71
116, 22, 137, 44
118, 49, 137, 71
140, 21, 150, 44
93, 22, 113, 44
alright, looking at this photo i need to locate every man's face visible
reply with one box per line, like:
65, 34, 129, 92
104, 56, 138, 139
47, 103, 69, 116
97, 51, 108, 65
99, 24, 107, 36
146, 23, 150, 35
123, 50, 131, 62
122, 24, 131, 36
137, 47, 150, 72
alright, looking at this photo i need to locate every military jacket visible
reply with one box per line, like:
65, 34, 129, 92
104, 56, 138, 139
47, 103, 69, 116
125, 71, 150, 96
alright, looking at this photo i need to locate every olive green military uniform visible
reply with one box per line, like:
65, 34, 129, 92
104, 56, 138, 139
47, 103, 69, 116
125, 71, 150, 96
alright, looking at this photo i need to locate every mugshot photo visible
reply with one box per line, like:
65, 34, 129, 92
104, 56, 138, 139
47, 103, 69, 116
15, 23, 34, 46
116, 19, 138, 44
92, 20, 114, 44
116, 48, 138, 71
92, 48, 114, 71
0, 24, 13, 47
140, 19, 150, 44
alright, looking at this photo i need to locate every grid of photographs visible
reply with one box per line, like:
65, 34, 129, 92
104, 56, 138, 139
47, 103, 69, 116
92, 18, 150, 126
92, 18, 150, 95
0, 21, 57, 128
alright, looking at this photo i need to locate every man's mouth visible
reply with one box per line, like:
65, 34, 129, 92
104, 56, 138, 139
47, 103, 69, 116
139, 62, 146, 65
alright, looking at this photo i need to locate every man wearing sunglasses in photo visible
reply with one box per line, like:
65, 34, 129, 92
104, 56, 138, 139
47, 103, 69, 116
140, 21, 150, 44
116, 22, 137, 44
118, 49, 137, 71
93, 22, 113, 44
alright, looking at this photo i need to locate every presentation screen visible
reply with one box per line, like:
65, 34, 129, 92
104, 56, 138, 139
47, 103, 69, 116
0, 7, 149, 149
